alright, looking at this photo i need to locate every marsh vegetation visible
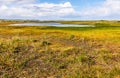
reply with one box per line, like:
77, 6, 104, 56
0, 20, 120, 78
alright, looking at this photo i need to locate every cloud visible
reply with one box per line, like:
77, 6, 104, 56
0, 0, 120, 20
0, 0, 76, 19
0, 0, 35, 5
80, 0, 120, 19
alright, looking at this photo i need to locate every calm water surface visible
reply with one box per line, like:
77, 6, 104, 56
10, 22, 94, 27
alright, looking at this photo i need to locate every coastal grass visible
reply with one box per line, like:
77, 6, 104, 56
0, 20, 120, 78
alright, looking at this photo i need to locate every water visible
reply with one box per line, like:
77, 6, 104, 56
10, 22, 94, 27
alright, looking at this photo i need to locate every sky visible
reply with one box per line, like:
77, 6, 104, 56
0, 0, 120, 20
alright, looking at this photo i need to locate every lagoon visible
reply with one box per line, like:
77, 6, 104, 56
10, 22, 94, 27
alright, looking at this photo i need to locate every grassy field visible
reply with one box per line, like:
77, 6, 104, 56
0, 20, 120, 78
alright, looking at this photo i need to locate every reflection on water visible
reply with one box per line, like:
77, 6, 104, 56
10, 22, 95, 27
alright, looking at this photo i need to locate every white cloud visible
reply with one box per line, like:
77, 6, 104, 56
0, 0, 76, 19
80, 0, 120, 19
0, 0, 35, 5
0, 0, 120, 20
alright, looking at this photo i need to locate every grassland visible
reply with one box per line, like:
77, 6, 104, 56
0, 20, 120, 78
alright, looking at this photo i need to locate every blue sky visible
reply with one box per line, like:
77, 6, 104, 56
39, 0, 105, 8
0, 0, 120, 20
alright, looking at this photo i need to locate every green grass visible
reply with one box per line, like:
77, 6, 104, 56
0, 20, 120, 78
